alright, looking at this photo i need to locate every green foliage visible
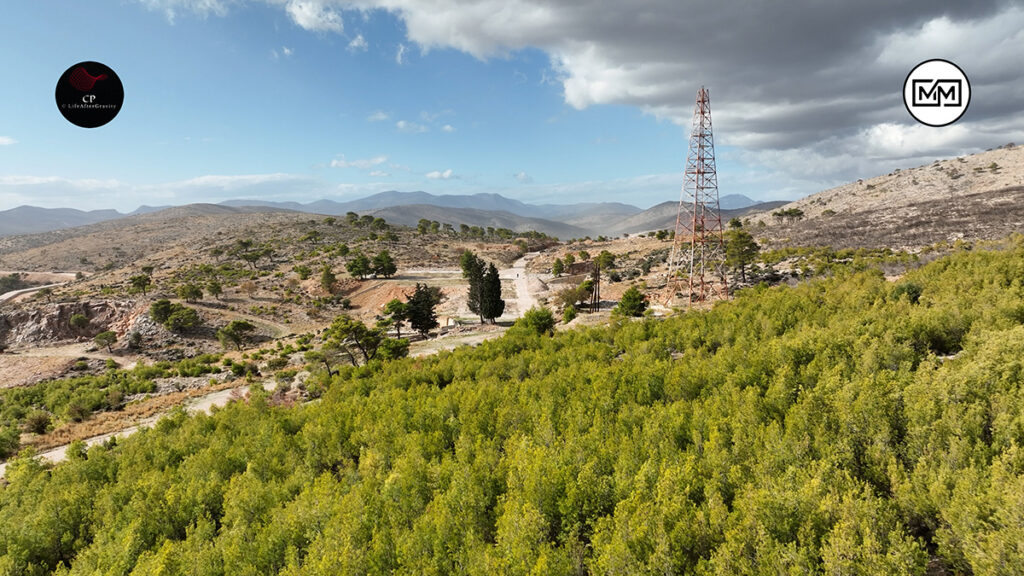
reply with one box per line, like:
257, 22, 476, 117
24, 410, 52, 434
176, 283, 203, 303
164, 306, 201, 333
346, 252, 372, 280
481, 262, 505, 323
217, 320, 257, 351
206, 280, 222, 300
372, 250, 397, 278
407, 283, 439, 337
149, 299, 173, 324
382, 299, 409, 338
772, 207, 806, 223
614, 286, 647, 317
16, 241, 1024, 574
516, 306, 556, 335
377, 337, 410, 360
0, 273, 28, 293
325, 315, 384, 365
562, 304, 577, 324
0, 426, 18, 459
552, 258, 564, 276
293, 264, 312, 280
93, 331, 117, 352
128, 274, 151, 295
320, 265, 337, 294
724, 222, 760, 283
69, 313, 89, 332
461, 250, 486, 323
893, 281, 923, 304
595, 249, 615, 270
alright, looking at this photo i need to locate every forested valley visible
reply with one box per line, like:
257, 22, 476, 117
4, 237, 1024, 575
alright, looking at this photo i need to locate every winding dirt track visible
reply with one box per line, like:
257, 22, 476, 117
0, 381, 275, 478
0, 255, 548, 476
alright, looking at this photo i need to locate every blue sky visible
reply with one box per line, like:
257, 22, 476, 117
1, 1, 1022, 212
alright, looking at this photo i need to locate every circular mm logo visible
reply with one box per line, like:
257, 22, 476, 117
903, 59, 970, 127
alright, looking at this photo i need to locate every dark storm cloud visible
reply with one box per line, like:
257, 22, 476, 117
140, 0, 1024, 197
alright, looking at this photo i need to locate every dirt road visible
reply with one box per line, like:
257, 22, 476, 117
0, 380, 276, 478
0, 271, 79, 304
500, 252, 541, 317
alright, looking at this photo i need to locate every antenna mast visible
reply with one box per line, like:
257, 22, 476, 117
666, 86, 729, 306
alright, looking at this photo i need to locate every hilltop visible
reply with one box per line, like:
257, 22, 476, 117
753, 144, 1024, 248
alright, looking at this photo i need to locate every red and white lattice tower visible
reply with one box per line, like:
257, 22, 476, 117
665, 87, 729, 306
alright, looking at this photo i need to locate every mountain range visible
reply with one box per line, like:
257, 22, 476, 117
0, 192, 770, 239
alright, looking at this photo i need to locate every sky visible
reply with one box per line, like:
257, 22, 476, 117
1, 0, 1022, 212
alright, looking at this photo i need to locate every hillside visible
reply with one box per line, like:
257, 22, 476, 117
754, 144, 1024, 248
608, 200, 787, 236
0, 206, 125, 237
368, 204, 592, 239
0, 205, 299, 273
4, 239, 1024, 573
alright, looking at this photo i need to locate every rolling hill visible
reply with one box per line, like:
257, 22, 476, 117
753, 143, 1024, 248
367, 204, 592, 239
608, 200, 787, 236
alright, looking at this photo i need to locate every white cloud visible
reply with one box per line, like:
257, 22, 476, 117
396, 120, 428, 133
0, 175, 123, 189
0, 136, 16, 146
130, 0, 1024, 198
369, 170, 390, 177
514, 171, 532, 183
348, 34, 367, 51
366, 110, 389, 122
174, 173, 304, 189
271, 45, 294, 60
426, 169, 454, 179
285, 0, 343, 33
0, 172, 337, 211
136, 0, 232, 23
441, 124, 455, 133
330, 155, 389, 169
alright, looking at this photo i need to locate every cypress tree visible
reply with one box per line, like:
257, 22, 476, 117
481, 262, 505, 323
461, 250, 486, 323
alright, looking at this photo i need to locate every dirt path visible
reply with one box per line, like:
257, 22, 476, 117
500, 252, 541, 317
196, 300, 296, 339
0, 380, 276, 478
0, 271, 79, 304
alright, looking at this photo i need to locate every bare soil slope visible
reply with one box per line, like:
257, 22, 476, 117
753, 144, 1024, 248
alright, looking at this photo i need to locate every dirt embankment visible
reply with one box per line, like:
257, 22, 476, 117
0, 299, 143, 349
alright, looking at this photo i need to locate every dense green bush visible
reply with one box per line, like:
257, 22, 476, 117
7, 238, 1024, 574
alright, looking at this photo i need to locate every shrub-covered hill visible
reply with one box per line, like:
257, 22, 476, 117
4, 239, 1024, 575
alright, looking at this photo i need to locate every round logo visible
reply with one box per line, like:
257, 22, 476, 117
55, 61, 124, 128
903, 59, 970, 127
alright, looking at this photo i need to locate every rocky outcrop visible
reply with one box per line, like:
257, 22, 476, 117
0, 300, 142, 348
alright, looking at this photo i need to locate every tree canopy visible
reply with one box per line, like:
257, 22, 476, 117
9, 239, 1024, 574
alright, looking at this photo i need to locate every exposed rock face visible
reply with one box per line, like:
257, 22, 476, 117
0, 300, 142, 348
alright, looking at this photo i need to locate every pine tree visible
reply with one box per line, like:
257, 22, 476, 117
724, 220, 760, 283
552, 258, 564, 277
129, 274, 151, 295
615, 285, 648, 317
372, 250, 397, 278
321, 266, 337, 294
382, 298, 409, 338
346, 252, 372, 280
407, 283, 439, 337
481, 262, 505, 323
